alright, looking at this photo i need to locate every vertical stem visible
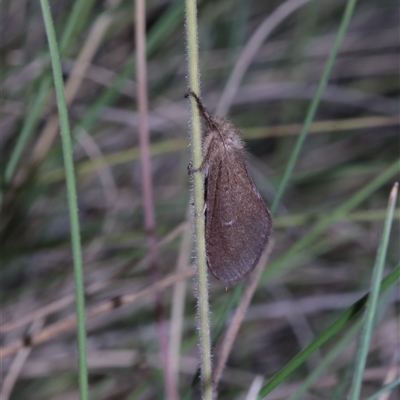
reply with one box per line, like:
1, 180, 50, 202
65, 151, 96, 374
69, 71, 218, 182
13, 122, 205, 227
135, 2, 155, 242
184, 0, 213, 399
39, 0, 88, 399
135, 1, 176, 399
347, 183, 398, 400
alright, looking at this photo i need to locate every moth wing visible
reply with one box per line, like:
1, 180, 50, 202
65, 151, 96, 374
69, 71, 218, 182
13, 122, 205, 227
205, 153, 272, 286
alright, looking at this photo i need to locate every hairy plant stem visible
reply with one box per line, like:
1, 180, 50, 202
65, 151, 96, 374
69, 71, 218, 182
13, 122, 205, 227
184, 0, 213, 399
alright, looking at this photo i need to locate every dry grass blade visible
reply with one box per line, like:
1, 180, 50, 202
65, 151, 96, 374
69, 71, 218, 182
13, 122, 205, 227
0, 319, 44, 400
213, 241, 275, 388
135, 0, 177, 398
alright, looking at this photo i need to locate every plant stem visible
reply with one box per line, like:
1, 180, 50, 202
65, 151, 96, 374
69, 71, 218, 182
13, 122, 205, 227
347, 183, 398, 400
39, 1, 88, 398
185, 0, 213, 399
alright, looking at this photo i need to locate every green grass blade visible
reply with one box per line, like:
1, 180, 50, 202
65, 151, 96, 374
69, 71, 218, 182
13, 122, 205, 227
270, 0, 359, 215
348, 183, 398, 400
39, 1, 88, 399
257, 263, 400, 398
287, 322, 361, 400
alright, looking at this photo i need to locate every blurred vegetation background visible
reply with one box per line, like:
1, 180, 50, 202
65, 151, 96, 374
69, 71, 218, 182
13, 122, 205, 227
1, 0, 399, 399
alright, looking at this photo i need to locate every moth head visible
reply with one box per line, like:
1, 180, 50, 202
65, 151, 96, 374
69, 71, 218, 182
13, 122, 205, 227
213, 116, 244, 150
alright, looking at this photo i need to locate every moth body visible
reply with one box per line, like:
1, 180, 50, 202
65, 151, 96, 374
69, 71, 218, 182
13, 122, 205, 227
187, 89, 273, 286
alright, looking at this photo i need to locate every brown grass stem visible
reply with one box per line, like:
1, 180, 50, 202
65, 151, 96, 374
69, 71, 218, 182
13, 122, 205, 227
213, 241, 275, 389
134, 1, 177, 398
0, 319, 44, 400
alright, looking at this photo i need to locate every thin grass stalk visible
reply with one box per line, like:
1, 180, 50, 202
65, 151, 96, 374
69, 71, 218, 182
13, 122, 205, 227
135, 1, 155, 244
347, 183, 398, 400
257, 263, 400, 398
270, 0, 359, 214
39, 1, 88, 398
0, 319, 44, 400
184, 0, 212, 398
135, 1, 176, 398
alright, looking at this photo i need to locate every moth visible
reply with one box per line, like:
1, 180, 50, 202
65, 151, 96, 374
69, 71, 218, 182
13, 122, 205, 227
186, 89, 273, 286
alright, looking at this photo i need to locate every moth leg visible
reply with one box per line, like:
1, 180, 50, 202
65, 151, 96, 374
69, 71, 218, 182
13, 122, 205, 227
187, 162, 198, 175
187, 137, 214, 176
187, 159, 208, 175
199, 202, 207, 216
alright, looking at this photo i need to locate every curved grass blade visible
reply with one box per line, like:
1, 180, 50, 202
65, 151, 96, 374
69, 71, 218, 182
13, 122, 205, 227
39, 0, 88, 398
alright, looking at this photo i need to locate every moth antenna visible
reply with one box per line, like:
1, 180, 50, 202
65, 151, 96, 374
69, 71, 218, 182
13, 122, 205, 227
186, 88, 213, 125
186, 88, 227, 150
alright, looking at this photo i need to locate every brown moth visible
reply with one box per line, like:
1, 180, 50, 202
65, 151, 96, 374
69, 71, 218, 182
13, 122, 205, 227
186, 89, 273, 286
